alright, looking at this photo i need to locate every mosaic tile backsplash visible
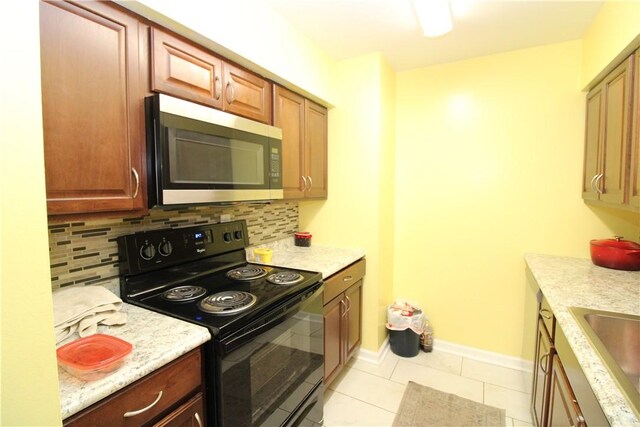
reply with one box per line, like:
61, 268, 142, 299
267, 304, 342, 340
48, 202, 299, 290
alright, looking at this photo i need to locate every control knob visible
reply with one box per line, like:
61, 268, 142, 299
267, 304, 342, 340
234, 230, 243, 240
139, 242, 156, 260
158, 239, 173, 257
223, 232, 232, 243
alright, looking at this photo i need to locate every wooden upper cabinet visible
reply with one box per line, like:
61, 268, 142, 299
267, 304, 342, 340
40, 0, 146, 216
151, 28, 223, 109
629, 48, 640, 209
600, 57, 633, 204
274, 86, 306, 198
150, 28, 272, 124
274, 85, 328, 199
582, 54, 634, 207
223, 62, 272, 124
304, 101, 328, 198
582, 83, 604, 201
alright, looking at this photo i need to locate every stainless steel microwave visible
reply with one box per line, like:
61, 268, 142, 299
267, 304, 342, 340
146, 94, 283, 206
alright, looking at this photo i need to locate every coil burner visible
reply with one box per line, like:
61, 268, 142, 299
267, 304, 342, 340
226, 266, 268, 281
198, 290, 258, 315
161, 285, 207, 302
267, 271, 304, 286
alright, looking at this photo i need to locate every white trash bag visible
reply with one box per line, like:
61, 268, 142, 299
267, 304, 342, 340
386, 300, 425, 335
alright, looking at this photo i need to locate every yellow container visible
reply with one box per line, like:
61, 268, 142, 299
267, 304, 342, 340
254, 248, 273, 264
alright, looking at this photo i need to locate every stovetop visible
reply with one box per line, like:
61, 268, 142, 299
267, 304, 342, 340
117, 221, 322, 338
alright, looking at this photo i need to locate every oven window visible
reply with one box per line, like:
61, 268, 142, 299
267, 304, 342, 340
219, 291, 324, 427
168, 128, 265, 186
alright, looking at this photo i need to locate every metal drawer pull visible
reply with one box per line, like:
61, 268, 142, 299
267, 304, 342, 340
123, 390, 163, 417
540, 353, 549, 374
589, 174, 598, 193
343, 275, 353, 282
539, 308, 552, 320
132, 167, 140, 199
226, 82, 235, 103
340, 299, 348, 317
345, 295, 351, 313
301, 176, 308, 191
307, 175, 313, 190
195, 412, 203, 427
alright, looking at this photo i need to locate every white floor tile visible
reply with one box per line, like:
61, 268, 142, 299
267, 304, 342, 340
512, 417, 534, 427
347, 351, 399, 379
323, 389, 396, 426
329, 366, 407, 413
390, 359, 484, 403
397, 349, 463, 375
462, 358, 532, 393
505, 416, 515, 426
484, 383, 533, 423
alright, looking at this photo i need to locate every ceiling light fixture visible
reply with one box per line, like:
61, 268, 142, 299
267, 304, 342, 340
412, 0, 453, 38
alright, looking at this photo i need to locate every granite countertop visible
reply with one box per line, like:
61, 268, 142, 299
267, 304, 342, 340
246, 237, 366, 278
58, 303, 211, 420
524, 253, 640, 427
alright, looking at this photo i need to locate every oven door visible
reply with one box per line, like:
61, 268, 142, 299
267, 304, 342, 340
213, 283, 324, 427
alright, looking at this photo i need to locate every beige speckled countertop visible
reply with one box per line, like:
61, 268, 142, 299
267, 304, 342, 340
524, 253, 640, 427
246, 237, 366, 278
58, 303, 210, 420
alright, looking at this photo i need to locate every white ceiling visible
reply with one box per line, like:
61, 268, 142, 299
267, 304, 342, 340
264, 0, 604, 71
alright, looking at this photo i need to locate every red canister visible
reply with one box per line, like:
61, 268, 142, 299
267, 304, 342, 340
294, 232, 312, 247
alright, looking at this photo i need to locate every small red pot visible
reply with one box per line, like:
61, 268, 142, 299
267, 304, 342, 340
590, 237, 640, 271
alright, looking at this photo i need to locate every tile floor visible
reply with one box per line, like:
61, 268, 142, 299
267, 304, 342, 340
323, 347, 535, 427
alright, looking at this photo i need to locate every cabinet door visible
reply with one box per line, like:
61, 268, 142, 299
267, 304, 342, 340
305, 100, 328, 198
274, 86, 306, 199
629, 49, 640, 209
153, 393, 205, 427
548, 355, 586, 427
345, 281, 362, 360
531, 320, 552, 427
151, 28, 223, 109
40, 0, 145, 215
582, 82, 604, 201
599, 56, 633, 204
323, 295, 343, 386
222, 62, 272, 124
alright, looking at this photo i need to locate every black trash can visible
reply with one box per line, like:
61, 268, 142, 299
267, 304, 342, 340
389, 328, 420, 357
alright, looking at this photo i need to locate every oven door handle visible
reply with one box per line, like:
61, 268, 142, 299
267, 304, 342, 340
221, 283, 323, 354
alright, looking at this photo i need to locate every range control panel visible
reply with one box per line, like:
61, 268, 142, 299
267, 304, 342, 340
118, 220, 249, 275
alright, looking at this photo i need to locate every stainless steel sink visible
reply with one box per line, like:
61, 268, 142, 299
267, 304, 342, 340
570, 307, 640, 417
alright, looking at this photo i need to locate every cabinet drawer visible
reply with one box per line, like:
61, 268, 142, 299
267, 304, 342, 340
324, 259, 366, 304
65, 348, 203, 427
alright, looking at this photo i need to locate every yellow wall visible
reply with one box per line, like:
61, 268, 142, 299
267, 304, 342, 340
581, 0, 640, 87
0, 1, 62, 425
299, 53, 396, 351
393, 40, 639, 358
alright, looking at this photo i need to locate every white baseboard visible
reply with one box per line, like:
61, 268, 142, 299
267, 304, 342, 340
354, 336, 533, 373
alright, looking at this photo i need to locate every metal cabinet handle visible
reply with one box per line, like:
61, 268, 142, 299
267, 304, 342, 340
539, 308, 552, 320
307, 175, 313, 190
123, 390, 163, 417
595, 173, 604, 195
343, 275, 353, 282
590, 174, 598, 193
226, 82, 235, 104
195, 412, 203, 427
131, 167, 140, 199
540, 353, 549, 374
214, 76, 221, 100
301, 176, 308, 191
340, 299, 347, 317
345, 295, 351, 313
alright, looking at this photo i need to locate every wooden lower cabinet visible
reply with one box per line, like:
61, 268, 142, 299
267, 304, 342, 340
530, 296, 588, 427
64, 348, 204, 427
548, 356, 586, 427
323, 259, 365, 387
531, 320, 553, 427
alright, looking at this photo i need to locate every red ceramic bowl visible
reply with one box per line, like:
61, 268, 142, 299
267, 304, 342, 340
590, 238, 640, 271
